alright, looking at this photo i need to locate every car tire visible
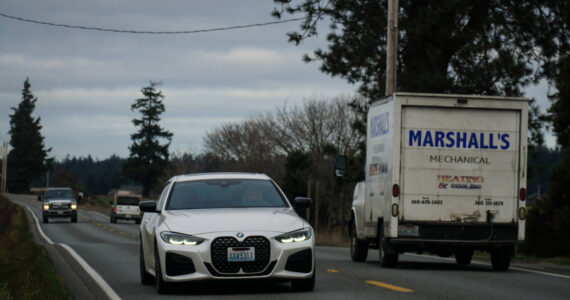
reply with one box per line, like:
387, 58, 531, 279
291, 268, 315, 292
135, 219, 141, 225
491, 246, 512, 271
43, 217, 48, 224
140, 241, 154, 285
71, 215, 77, 223
350, 220, 368, 262
110, 216, 116, 224
379, 228, 398, 268
155, 243, 170, 294
455, 249, 474, 266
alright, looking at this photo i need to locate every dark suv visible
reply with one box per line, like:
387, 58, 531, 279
39, 187, 78, 223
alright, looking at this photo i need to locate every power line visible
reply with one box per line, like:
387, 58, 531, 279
0, 12, 306, 34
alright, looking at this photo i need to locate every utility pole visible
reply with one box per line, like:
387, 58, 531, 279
0, 142, 7, 194
385, 0, 399, 95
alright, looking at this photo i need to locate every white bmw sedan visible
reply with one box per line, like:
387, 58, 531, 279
139, 173, 315, 294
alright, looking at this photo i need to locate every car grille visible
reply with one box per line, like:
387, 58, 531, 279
210, 236, 270, 274
49, 202, 71, 210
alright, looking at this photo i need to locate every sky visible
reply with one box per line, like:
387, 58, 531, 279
0, 0, 556, 160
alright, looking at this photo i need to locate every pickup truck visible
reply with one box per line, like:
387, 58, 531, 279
39, 187, 78, 223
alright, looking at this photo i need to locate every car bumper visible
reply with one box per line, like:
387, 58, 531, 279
43, 210, 77, 218
154, 232, 315, 282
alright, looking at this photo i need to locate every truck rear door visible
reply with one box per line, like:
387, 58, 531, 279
400, 106, 520, 223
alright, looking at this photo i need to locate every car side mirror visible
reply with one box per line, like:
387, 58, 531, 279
334, 155, 347, 177
294, 197, 312, 209
139, 200, 158, 213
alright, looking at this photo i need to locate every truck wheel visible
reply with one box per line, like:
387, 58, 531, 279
43, 217, 48, 224
71, 215, 77, 223
110, 216, 116, 224
455, 249, 474, 266
379, 228, 398, 268
350, 220, 369, 262
491, 247, 512, 271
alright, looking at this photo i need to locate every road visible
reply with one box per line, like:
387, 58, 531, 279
8, 193, 570, 299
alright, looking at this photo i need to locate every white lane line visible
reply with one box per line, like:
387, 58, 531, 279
22, 203, 122, 300
24, 204, 54, 244
405, 253, 570, 280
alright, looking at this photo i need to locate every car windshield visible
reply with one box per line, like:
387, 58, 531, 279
166, 179, 288, 210
117, 196, 140, 206
45, 189, 74, 200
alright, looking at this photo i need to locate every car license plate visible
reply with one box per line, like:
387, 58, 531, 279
227, 247, 255, 262
125, 214, 131, 218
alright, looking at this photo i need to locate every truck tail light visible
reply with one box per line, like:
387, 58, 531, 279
113, 207, 117, 212
392, 184, 399, 198
520, 188, 526, 201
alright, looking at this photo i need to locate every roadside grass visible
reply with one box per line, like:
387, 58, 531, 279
0, 195, 70, 300
315, 228, 349, 247
80, 195, 112, 216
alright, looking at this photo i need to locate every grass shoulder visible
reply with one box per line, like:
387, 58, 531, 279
0, 195, 70, 300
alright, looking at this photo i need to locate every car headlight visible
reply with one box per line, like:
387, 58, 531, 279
160, 232, 204, 246
275, 228, 312, 243
43, 204, 49, 210
71, 203, 77, 210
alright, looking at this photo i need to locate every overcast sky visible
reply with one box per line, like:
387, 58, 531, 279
0, 0, 555, 160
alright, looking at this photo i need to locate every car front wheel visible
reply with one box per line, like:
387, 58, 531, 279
140, 241, 154, 285
154, 243, 170, 294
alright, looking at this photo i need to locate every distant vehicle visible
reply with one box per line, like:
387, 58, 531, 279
139, 173, 315, 294
39, 187, 78, 223
336, 93, 529, 271
110, 190, 143, 224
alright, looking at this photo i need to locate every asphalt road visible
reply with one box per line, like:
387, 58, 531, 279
9, 193, 570, 299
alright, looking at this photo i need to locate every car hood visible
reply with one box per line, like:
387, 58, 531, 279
162, 207, 307, 235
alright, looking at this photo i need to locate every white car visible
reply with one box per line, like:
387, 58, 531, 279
139, 173, 315, 294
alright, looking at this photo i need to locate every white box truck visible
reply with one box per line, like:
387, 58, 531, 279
335, 93, 528, 271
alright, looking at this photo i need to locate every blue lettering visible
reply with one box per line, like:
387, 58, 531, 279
456, 132, 467, 148
479, 133, 489, 149
445, 131, 455, 148
423, 131, 434, 147
489, 133, 498, 149
468, 133, 479, 149
501, 134, 510, 150
409, 130, 422, 146
435, 131, 445, 147
370, 112, 389, 138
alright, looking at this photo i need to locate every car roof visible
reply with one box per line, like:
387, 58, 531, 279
170, 172, 271, 183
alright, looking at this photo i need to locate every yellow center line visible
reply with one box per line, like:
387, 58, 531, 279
365, 280, 413, 293
327, 269, 340, 273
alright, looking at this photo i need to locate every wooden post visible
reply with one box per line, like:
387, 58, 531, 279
1, 142, 7, 194
315, 181, 320, 234
385, 0, 399, 95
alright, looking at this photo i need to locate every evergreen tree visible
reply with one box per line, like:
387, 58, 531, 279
7, 78, 52, 193
124, 82, 173, 197
272, 0, 565, 99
